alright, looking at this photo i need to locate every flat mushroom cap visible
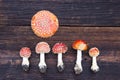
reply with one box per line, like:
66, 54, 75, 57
20, 47, 31, 58
72, 40, 88, 51
89, 47, 100, 57
52, 42, 68, 54
35, 42, 50, 54
31, 10, 59, 38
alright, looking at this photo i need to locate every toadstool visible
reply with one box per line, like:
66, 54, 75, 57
31, 10, 59, 38
35, 42, 50, 73
89, 47, 100, 73
19, 47, 31, 71
72, 40, 88, 74
52, 42, 68, 72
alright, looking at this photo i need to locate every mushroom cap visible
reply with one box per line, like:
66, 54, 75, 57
35, 42, 50, 54
31, 10, 59, 38
19, 47, 31, 58
52, 42, 68, 54
89, 47, 100, 57
72, 40, 88, 51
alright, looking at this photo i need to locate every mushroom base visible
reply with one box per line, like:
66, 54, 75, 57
39, 65, 47, 73
74, 64, 83, 74
91, 65, 99, 73
57, 64, 64, 72
22, 64, 29, 71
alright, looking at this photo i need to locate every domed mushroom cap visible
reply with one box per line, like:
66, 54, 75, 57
89, 47, 100, 57
31, 10, 59, 38
52, 42, 68, 54
20, 47, 31, 58
72, 40, 88, 51
35, 42, 50, 54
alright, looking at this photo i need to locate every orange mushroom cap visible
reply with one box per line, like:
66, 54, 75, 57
89, 47, 100, 57
20, 47, 31, 58
72, 40, 88, 51
35, 42, 50, 54
31, 10, 59, 38
52, 42, 68, 54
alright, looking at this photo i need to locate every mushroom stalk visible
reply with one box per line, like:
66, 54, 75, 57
74, 50, 82, 74
40, 53, 45, 64
39, 53, 47, 73
22, 57, 29, 71
57, 53, 64, 72
91, 56, 99, 72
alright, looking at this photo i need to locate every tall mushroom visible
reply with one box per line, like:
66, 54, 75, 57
89, 47, 100, 73
52, 42, 68, 72
72, 40, 88, 74
35, 42, 50, 73
31, 10, 59, 38
19, 47, 31, 71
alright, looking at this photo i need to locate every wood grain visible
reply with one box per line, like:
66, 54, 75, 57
0, 0, 120, 80
0, 0, 120, 26
0, 26, 120, 80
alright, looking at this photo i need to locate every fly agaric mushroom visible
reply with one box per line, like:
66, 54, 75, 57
31, 10, 59, 38
89, 47, 100, 73
52, 42, 68, 72
72, 40, 88, 74
19, 47, 31, 71
35, 42, 50, 73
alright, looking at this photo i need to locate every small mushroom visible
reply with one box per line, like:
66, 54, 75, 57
52, 42, 68, 72
31, 10, 59, 38
19, 47, 31, 71
72, 40, 88, 74
89, 47, 100, 73
35, 42, 50, 73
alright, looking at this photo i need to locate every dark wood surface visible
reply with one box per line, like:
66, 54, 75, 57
0, 0, 120, 80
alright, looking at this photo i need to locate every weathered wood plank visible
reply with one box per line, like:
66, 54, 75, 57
0, 26, 120, 50
0, 0, 120, 26
0, 26, 120, 80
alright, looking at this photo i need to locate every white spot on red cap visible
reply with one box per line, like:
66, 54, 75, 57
52, 42, 68, 54
89, 47, 100, 57
35, 42, 50, 54
19, 47, 31, 58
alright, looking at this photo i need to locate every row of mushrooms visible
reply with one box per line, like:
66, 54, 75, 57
20, 42, 68, 73
20, 40, 100, 74
19, 10, 100, 74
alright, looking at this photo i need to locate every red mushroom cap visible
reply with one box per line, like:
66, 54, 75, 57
31, 10, 59, 38
19, 47, 31, 58
89, 47, 100, 57
52, 42, 68, 54
35, 42, 50, 54
72, 40, 88, 51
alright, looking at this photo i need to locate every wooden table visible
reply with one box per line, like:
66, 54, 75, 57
0, 0, 120, 80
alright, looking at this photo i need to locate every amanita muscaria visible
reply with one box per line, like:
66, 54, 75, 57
72, 40, 88, 74
89, 47, 100, 73
31, 10, 59, 38
19, 47, 31, 71
35, 42, 50, 73
52, 42, 68, 72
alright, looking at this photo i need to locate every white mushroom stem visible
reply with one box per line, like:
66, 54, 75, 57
22, 57, 29, 66
91, 56, 99, 71
57, 53, 63, 66
76, 50, 82, 70
39, 52, 46, 67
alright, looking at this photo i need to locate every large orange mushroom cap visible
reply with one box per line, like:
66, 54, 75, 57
20, 47, 31, 58
72, 40, 88, 51
89, 47, 100, 57
31, 10, 59, 38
